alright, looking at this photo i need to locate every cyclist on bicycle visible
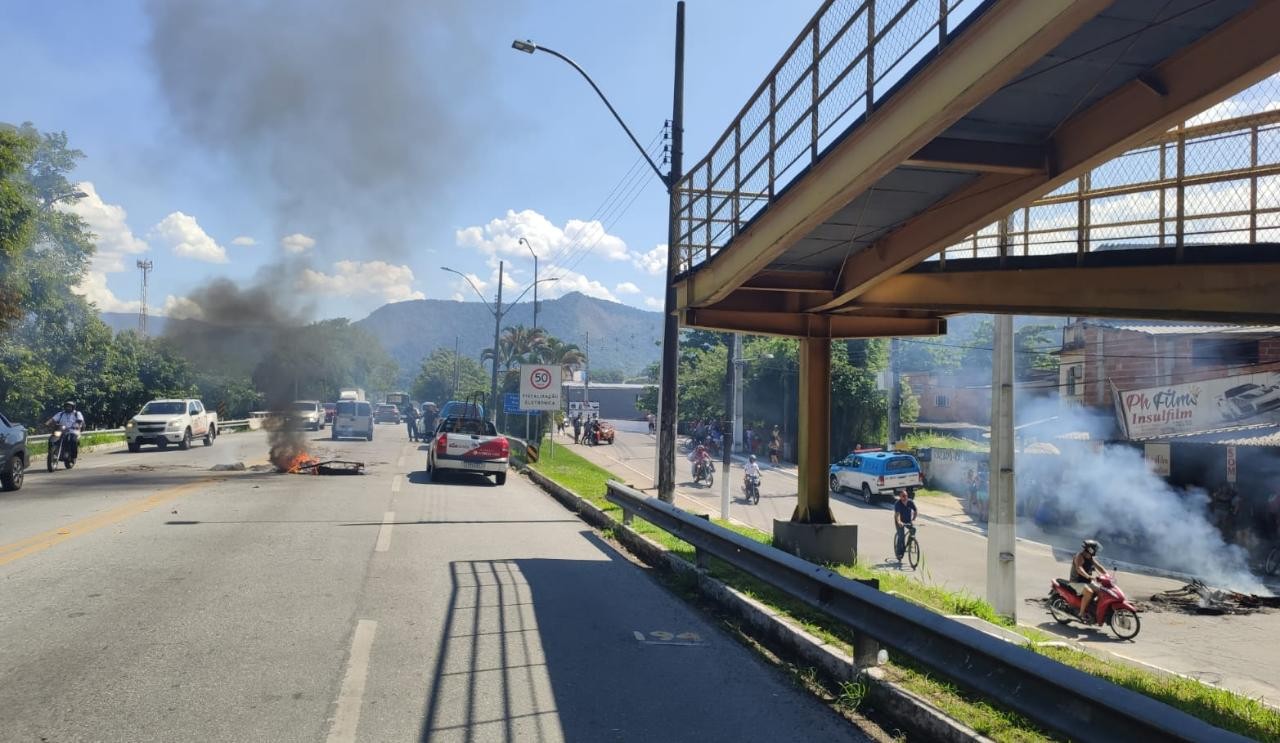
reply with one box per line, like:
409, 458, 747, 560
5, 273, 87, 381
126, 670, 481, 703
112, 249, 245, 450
894, 489, 917, 561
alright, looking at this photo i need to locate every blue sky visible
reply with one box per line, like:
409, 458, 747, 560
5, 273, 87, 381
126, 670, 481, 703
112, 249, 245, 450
2, 0, 818, 321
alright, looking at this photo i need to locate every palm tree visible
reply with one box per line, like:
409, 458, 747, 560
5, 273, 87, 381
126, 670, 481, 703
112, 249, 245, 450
536, 336, 586, 368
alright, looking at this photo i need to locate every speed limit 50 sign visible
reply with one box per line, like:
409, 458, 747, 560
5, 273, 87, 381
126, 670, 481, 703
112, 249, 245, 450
519, 364, 562, 411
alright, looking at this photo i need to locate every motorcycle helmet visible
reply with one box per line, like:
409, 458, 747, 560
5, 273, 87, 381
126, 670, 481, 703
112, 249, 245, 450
63, 401, 75, 410
749, 454, 756, 462
1082, 539, 1101, 555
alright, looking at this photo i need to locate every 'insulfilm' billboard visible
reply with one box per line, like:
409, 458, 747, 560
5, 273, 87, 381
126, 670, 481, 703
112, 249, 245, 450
1116, 370, 1280, 439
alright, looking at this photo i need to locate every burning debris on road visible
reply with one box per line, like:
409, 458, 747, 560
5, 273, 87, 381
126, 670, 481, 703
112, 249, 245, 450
1149, 579, 1280, 615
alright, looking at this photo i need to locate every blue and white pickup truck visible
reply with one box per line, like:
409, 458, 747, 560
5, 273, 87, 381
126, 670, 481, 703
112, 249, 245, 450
425, 415, 509, 486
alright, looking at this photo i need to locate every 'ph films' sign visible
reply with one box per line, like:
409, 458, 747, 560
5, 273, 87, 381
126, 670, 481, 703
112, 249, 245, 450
1116, 370, 1280, 439
519, 365, 562, 411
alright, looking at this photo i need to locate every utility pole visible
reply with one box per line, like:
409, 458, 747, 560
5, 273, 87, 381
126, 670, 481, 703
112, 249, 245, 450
721, 332, 735, 520
584, 331, 590, 405
988, 314, 1017, 619
136, 259, 153, 335
489, 261, 504, 424
453, 335, 460, 399
656, 0, 685, 502
732, 333, 743, 452
887, 337, 900, 448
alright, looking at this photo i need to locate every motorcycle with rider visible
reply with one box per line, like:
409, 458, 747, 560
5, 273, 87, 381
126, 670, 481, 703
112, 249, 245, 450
44, 401, 84, 471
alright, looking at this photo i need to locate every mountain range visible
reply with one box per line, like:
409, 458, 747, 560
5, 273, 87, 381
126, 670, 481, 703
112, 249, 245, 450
101, 291, 664, 379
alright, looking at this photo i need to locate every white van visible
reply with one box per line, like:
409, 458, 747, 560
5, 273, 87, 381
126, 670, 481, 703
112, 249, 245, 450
331, 400, 373, 441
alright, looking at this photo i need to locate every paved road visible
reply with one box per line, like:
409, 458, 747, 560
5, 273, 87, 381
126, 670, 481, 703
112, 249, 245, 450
0, 426, 869, 742
568, 426, 1280, 705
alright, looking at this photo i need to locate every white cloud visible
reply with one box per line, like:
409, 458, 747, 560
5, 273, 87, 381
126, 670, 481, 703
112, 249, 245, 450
299, 260, 425, 303
162, 294, 205, 320
72, 271, 140, 313
632, 244, 667, 276
61, 182, 150, 312
281, 233, 316, 254
231, 235, 256, 246
541, 264, 617, 302
456, 208, 631, 263
644, 296, 664, 310
615, 281, 641, 295
150, 212, 228, 263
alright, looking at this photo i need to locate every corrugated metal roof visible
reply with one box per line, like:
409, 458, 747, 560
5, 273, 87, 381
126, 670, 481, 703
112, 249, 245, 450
1137, 422, 1280, 447
1087, 320, 1280, 336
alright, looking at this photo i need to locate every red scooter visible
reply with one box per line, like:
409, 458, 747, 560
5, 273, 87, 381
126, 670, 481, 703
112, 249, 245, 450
1047, 572, 1141, 640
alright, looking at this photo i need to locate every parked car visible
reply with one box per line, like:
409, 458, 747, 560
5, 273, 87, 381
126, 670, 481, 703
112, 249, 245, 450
126, 398, 218, 451
322, 402, 336, 424
374, 403, 402, 424
426, 415, 508, 485
288, 400, 325, 431
332, 400, 374, 441
0, 411, 28, 491
829, 451, 924, 503
436, 400, 485, 425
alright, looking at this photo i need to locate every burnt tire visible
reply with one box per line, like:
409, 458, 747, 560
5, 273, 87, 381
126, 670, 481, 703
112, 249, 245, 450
1, 454, 23, 491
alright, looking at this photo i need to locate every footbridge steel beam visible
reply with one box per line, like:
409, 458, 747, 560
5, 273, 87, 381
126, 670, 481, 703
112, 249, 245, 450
818, 0, 1280, 310
677, 0, 1111, 310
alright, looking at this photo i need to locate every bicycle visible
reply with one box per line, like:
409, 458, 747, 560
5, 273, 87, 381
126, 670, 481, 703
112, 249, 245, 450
895, 524, 920, 569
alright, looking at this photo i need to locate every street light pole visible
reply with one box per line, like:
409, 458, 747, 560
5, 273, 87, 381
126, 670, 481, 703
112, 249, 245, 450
512, 0, 684, 502
519, 236, 539, 330
442, 264, 558, 425
490, 261, 504, 424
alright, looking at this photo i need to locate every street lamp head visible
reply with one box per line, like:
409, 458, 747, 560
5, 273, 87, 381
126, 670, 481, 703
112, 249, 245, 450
511, 39, 538, 54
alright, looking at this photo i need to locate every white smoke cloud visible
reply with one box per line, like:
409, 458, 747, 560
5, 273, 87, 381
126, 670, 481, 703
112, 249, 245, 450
151, 211, 228, 263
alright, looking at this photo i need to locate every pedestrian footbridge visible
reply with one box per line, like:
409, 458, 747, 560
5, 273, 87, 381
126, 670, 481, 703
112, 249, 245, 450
671, 0, 1280, 520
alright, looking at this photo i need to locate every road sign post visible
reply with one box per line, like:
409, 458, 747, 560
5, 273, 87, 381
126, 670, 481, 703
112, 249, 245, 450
520, 364, 563, 460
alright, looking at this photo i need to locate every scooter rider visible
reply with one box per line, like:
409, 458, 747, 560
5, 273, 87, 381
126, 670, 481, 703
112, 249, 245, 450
742, 453, 762, 488
46, 401, 85, 460
1071, 539, 1106, 622
691, 443, 712, 480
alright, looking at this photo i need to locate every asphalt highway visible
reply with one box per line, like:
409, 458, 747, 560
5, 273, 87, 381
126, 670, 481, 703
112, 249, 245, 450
575, 426, 1280, 705
0, 427, 869, 742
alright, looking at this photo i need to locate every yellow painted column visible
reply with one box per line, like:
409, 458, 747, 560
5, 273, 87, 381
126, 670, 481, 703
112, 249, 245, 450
792, 336, 834, 524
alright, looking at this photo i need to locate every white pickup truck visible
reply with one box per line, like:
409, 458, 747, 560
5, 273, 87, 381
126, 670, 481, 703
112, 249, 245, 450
425, 416, 509, 485
126, 399, 218, 452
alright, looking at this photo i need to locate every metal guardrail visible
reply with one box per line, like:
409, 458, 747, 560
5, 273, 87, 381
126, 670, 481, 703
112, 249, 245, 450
604, 480, 1250, 743
26, 420, 252, 437
675, 0, 984, 272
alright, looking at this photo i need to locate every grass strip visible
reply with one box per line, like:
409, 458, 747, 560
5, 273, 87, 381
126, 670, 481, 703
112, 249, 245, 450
27, 431, 126, 458
529, 440, 1280, 742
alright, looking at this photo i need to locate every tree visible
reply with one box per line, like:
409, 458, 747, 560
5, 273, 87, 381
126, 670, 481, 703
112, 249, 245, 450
0, 125, 38, 330
412, 348, 487, 404
899, 375, 920, 426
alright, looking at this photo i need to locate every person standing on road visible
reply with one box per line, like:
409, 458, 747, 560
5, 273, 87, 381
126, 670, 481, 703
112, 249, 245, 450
893, 489, 917, 562
571, 413, 582, 444
404, 403, 419, 442
769, 426, 782, 466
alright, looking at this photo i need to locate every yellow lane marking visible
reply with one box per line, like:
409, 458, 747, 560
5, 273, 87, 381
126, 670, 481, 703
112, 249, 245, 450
0, 479, 214, 567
